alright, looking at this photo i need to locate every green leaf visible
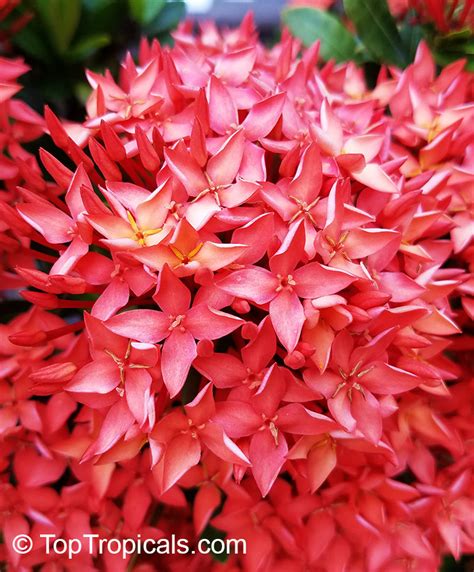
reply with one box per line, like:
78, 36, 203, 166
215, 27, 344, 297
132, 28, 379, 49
144, 0, 185, 35
282, 8, 361, 64
399, 23, 423, 63
438, 28, 472, 43
459, 40, 474, 55
128, 0, 165, 25
66, 33, 111, 61
12, 24, 52, 63
343, 0, 407, 67
78, 0, 125, 38
200, 525, 228, 563
82, 0, 117, 10
36, 0, 81, 54
74, 82, 93, 105
434, 49, 474, 70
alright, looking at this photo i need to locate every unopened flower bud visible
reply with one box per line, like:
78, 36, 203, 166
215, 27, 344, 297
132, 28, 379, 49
284, 350, 306, 369
232, 299, 250, 314
196, 339, 214, 357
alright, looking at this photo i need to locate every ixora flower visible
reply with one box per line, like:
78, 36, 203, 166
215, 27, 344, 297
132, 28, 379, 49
392, 0, 474, 31
1, 12, 473, 572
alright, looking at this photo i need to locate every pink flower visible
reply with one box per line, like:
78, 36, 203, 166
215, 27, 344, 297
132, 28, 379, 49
149, 382, 250, 493
288, 0, 335, 8
106, 264, 243, 397
218, 220, 355, 352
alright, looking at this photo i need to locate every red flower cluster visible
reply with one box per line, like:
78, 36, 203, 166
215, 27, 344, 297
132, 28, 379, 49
394, 0, 474, 31
1, 15, 473, 571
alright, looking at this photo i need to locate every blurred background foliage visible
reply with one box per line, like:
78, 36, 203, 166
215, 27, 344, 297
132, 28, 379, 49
5, 0, 471, 119
283, 0, 474, 71
0, 0, 185, 116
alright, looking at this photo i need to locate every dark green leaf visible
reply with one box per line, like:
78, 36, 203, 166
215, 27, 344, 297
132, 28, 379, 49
129, 0, 165, 25
12, 25, 52, 63
144, 0, 185, 34
282, 7, 362, 63
74, 82, 93, 105
434, 49, 474, 70
36, 0, 81, 54
439, 27, 472, 43
200, 525, 228, 563
399, 23, 423, 63
82, 0, 117, 10
343, 0, 407, 67
78, 0, 125, 39
66, 33, 111, 61
460, 40, 474, 55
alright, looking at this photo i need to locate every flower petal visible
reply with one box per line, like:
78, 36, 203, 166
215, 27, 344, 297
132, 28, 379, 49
107, 309, 169, 343
200, 422, 250, 465
161, 329, 197, 397
362, 362, 421, 395
207, 129, 245, 186
249, 429, 288, 497
351, 390, 382, 444
242, 92, 286, 141
277, 403, 337, 435
186, 305, 243, 340
17, 202, 73, 244
154, 263, 191, 315
66, 358, 119, 394
294, 263, 355, 298
160, 433, 201, 492
125, 368, 152, 427
217, 267, 277, 304
269, 290, 305, 352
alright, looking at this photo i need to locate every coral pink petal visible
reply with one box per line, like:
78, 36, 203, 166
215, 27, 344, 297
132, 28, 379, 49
161, 329, 197, 397
199, 423, 250, 465
242, 92, 286, 141
249, 429, 288, 497
277, 403, 337, 434
107, 309, 170, 343
66, 358, 119, 394
218, 267, 278, 304
154, 263, 191, 315
195, 241, 248, 271
161, 433, 201, 492
362, 362, 421, 394
186, 305, 243, 340
17, 203, 73, 244
207, 129, 245, 186
92, 278, 130, 320
294, 263, 355, 298
269, 290, 305, 353
82, 399, 135, 460
125, 368, 152, 427
328, 387, 356, 432
351, 390, 382, 444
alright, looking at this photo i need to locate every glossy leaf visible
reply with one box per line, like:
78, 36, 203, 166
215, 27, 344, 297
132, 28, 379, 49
282, 7, 361, 63
36, 0, 81, 54
343, 0, 407, 66
144, 0, 185, 34
128, 0, 165, 25
66, 33, 111, 62
400, 23, 424, 63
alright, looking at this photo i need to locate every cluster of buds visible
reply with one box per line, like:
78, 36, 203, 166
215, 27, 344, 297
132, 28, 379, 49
1, 13, 473, 571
